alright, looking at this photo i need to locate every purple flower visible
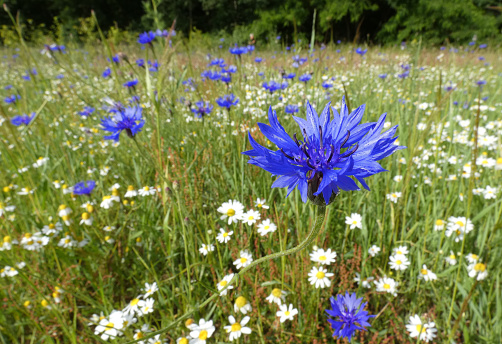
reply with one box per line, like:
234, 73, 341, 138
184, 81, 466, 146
216, 94, 239, 109
11, 113, 34, 126
123, 79, 138, 88
5, 95, 20, 104
73, 181, 96, 195
299, 73, 312, 83
191, 101, 213, 118
100, 105, 144, 141
138, 31, 156, 45
326, 292, 374, 342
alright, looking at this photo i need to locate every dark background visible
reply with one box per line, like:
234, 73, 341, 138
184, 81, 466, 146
1, 0, 501, 44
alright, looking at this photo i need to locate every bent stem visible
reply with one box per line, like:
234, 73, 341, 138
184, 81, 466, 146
124, 204, 327, 344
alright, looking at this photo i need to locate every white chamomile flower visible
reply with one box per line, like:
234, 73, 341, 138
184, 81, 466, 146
256, 219, 277, 236
189, 318, 215, 344
134, 323, 152, 341
138, 186, 156, 196
389, 254, 410, 271
139, 298, 155, 316
308, 266, 334, 288
354, 273, 374, 288
79, 212, 93, 226
276, 303, 298, 323
467, 261, 488, 280
234, 296, 252, 314
199, 243, 215, 256
345, 213, 362, 229
310, 248, 337, 265
224, 315, 252, 341
405, 314, 437, 342
386, 192, 402, 203
254, 198, 269, 209
368, 245, 381, 257
143, 282, 158, 298
266, 288, 286, 305
125, 185, 138, 197
233, 250, 253, 269
375, 276, 398, 296
217, 200, 244, 225
94, 311, 124, 340
418, 265, 437, 282
445, 251, 457, 265
241, 209, 260, 225
123, 297, 143, 316
434, 219, 445, 231
393, 245, 409, 255
216, 228, 233, 243
465, 253, 479, 264
217, 273, 235, 296
100, 196, 115, 209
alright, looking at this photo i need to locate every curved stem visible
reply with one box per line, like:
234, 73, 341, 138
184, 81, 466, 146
125, 205, 327, 344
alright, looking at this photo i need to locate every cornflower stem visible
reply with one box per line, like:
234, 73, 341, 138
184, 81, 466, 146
446, 87, 481, 330
124, 204, 328, 344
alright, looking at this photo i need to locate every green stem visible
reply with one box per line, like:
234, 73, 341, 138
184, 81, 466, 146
124, 205, 327, 344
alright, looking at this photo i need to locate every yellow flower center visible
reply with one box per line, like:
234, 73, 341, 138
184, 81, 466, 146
179, 338, 188, 344
41, 300, 49, 307
449, 254, 455, 259
59, 205, 67, 211
455, 230, 461, 236
319, 255, 327, 261
144, 186, 150, 191
383, 283, 391, 290
352, 220, 357, 224
49, 223, 55, 229
231, 323, 242, 332
64, 239, 71, 244
3, 236, 11, 243
248, 216, 254, 220
227, 209, 236, 217
421, 269, 428, 275
223, 232, 228, 237
87, 204, 94, 213
272, 288, 282, 297
396, 250, 402, 254
474, 263, 486, 272
127, 185, 134, 191
185, 319, 194, 327
136, 237, 142, 242
198, 330, 208, 340
435, 219, 443, 226
316, 271, 325, 279
264, 225, 270, 230
103, 196, 111, 201
284, 311, 290, 316
240, 257, 247, 264
2, 187, 9, 193
27, 240, 34, 245
235, 296, 247, 308
470, 254, 478, 260
257, 203, 262, 208
105, 322, 114, 331
112, 189, 119, 196
220, 280, 228, 287
62, 215, 70, 221
416, 324, 426, 333
396, 260, 402, 265
82, 212, 90, 220
130, 298, 139, 306
456, 221, 464, 227
24, 300, 30, 307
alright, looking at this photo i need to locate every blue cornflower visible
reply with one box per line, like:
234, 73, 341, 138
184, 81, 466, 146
222, 65, 237, 74
136, 59, 145, 67
322, 81, 333, 89
100, 105, 145, 141
79, 106, 95, 117
73, 180, 96, 195
378, 73, 388, 79
398, 70, 409, 79
242, 99, 405, 205
326, 292, 374, 342
138, 31, 156, 45
102, 68, 111, 78
229, 46, 248, 55
355, 47, 367, 56
191, 101, 213, 118
479, 44, 487, 49
109, 55, 120, 64
207, 71, 221, 81
263, 80, 288, 93
216, 94, 239, 109
123, 79, 138, 88
209, 58, 225, 67
476, 80, 486, 86
148, 60, 160, 72
255, 57, 263, 63
11, 113, 34, 126
221, 74, 231, 84
282, 73, 296, 80
299, 73, 312, 83
285, 104, 299, 114
5, 94, 20, 104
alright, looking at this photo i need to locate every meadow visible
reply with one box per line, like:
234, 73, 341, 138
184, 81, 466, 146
0, 25, 501, 344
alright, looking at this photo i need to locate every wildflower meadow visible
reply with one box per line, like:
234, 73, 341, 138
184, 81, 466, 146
0, 9, 501, 344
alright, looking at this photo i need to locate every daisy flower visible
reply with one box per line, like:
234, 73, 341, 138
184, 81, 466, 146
405, 314, 437, 342
189, 318, 215, 344
139, 298, 155, 315
389, 254, 410, 271
393, 245, 409, 255
375, 276, 398, 296
123, 297, 143, 316
434, 219, 445, 231
176, 337, 190, 344
79, 212, 93, 226
465, 253, 479, 264
254, 198, 269, 209
125, 185, 138, 197
256, 219, 277, 236
445, 216, 474, 242
58, 205, 72, 217
310, 248, 337, 265
233, 250, 253, 269
100, 196, 115, 209
368, 245, 380, 257
308, 266, 334, 288
217, 200, 244, 225
17, 187, 35, 195
445, 251, 457, 265
216, 228, 233, 243
467, 261, 488, 280
224, 315, 252, 341
0, 202, 15, 217
217, 273, 235, 296
94, 311, 125, 340
276, 304, 298, 323
41, 222, 63, 236
134, 323, 152, 341
234, 296, 252, 314
345, 213, 362, 229
266, 288, 286, 305
143, 282, 158, 298
418, 265, 437, 282
354, 273, 374, 288
386, 192, 402, 203
241, 209, 260, 225
138, 186, 156, 196
199, 243, 215, 256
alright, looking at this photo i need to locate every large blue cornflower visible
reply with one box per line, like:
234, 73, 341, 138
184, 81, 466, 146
299, 73, 312, 83
216, 94, 239, 109
11, 113, 34, 126
5, 95, 20, 104
138, 31, 156, 45
123, 79, 138, 88
191, 101, 213, 118
242, 99, 405, 205
262, 80, 288, 93
229, 46, 248, 55
73, 181, 96, 195
326, 292, 374, 342
100, 105, 144, 141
